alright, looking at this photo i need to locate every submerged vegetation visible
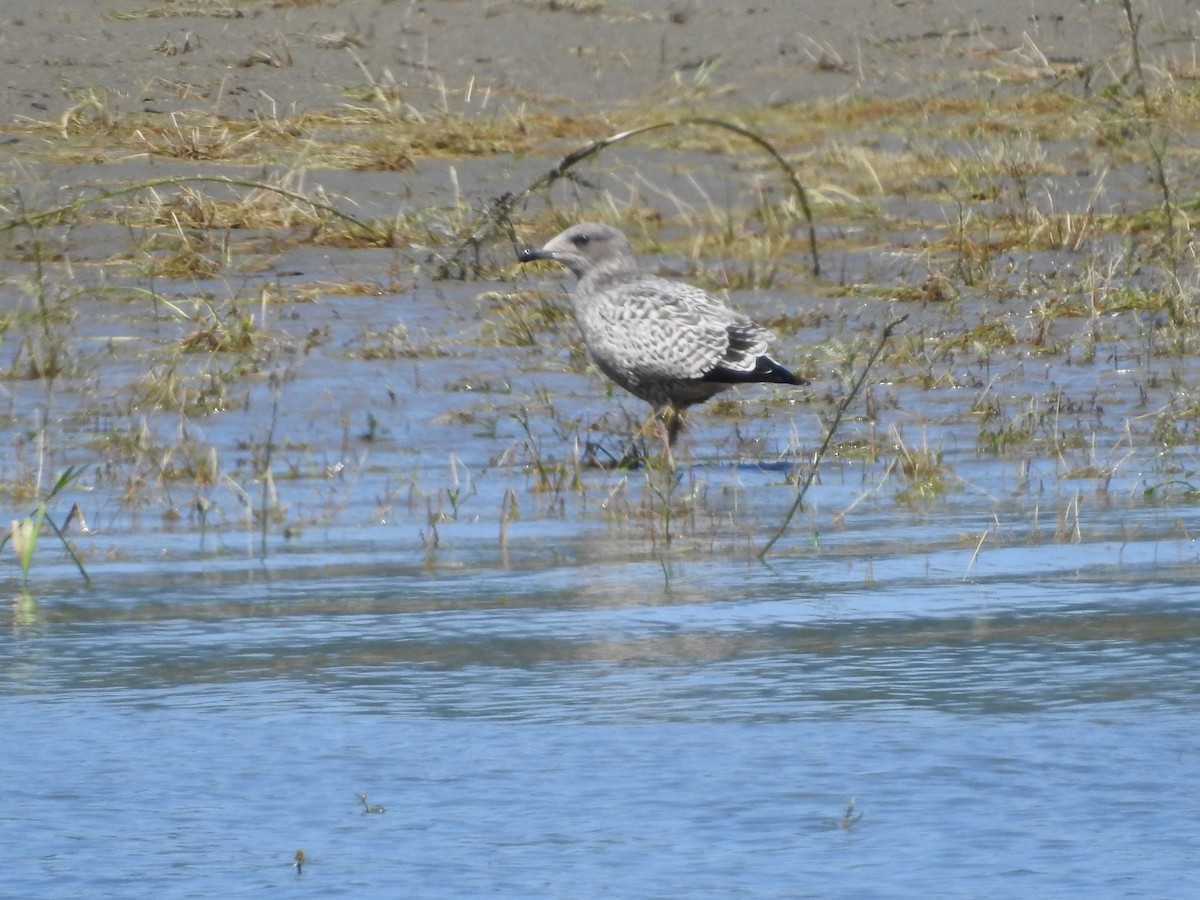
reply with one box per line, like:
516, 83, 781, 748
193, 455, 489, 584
3, 1, 1200, 589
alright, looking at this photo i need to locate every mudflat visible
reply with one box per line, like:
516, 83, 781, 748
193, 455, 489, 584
0, 0, 1171, 124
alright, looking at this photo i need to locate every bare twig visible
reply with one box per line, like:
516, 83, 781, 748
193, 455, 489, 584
1120, 0, 1177, 269
444, 117, 820, 278
758, 314, 907, 559
1120, 0, 1148, 110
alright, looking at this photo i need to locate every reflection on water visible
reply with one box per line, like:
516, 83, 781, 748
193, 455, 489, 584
3, 560, 1199, 896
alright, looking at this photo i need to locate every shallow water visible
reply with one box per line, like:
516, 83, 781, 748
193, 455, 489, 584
5, 156, 1200, 898
5, 557, 1199, 898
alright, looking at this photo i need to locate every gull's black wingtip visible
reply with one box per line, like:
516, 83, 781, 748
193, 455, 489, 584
704, 356, 808, 387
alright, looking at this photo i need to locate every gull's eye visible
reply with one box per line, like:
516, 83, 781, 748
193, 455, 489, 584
571, 234, 591, 247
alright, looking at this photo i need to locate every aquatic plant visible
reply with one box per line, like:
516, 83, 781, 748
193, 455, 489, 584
1, 466, 90, 587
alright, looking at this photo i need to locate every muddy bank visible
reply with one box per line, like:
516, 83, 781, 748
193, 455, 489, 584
0, 0, 1168, 126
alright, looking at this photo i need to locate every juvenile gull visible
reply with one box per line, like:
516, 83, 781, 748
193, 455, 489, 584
518, 222, 805, 448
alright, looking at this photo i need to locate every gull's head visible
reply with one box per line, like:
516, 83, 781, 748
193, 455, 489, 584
518, 222, 635, 280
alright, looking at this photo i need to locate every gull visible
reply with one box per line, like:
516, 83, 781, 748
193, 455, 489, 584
518, 222, 805, 454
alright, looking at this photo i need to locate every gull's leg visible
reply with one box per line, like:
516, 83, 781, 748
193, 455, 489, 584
659, 405, 686, 470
